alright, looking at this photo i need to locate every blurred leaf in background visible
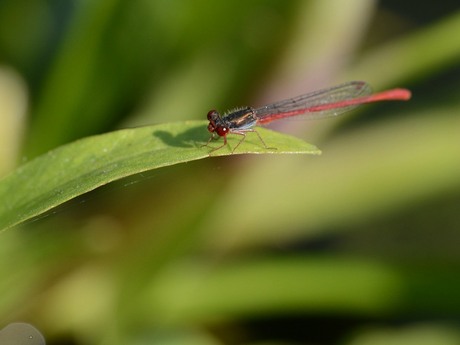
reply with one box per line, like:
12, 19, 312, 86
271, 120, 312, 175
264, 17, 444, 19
0, 1, 460, 345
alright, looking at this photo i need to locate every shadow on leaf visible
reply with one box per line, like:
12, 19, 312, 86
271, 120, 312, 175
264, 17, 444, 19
152, 124, 209, 148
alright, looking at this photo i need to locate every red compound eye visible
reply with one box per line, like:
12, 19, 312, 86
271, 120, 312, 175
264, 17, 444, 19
215, 126, 228, 137
207, 110, 218, 120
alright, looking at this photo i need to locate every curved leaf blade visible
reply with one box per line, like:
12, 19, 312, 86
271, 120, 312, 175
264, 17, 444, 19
0, 121, 320, 231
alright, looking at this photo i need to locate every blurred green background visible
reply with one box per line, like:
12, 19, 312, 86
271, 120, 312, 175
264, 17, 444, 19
1, 1, 460, 344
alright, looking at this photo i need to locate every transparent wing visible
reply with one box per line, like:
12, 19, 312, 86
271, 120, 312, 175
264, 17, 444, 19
254, 81, 373, 124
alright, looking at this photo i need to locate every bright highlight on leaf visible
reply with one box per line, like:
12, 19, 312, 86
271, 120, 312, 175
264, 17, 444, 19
0, 121, 320, 231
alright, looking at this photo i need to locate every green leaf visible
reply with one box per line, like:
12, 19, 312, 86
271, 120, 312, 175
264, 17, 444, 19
141, 257, 404, 323
141, 256, 460, 323
0, 120, 320, 231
